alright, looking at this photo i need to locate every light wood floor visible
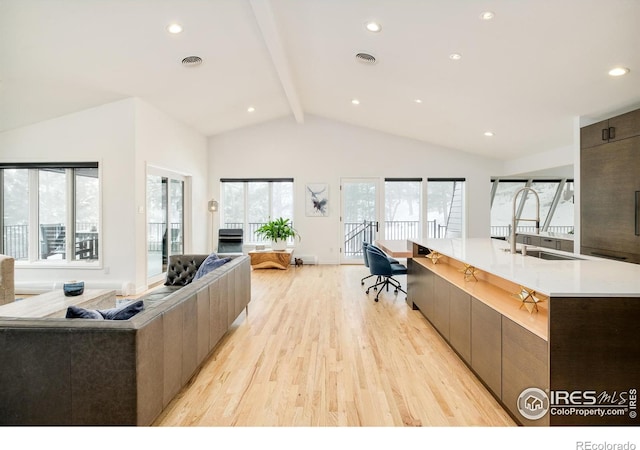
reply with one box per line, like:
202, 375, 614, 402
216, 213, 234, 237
153, 264, 516, 427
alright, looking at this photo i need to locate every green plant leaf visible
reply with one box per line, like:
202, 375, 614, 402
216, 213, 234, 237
255, 217, 301, 242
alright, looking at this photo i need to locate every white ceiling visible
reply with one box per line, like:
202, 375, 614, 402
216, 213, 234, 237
1, 0, 639, 160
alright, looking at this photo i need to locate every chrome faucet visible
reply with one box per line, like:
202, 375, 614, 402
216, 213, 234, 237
510, 187, 540, 254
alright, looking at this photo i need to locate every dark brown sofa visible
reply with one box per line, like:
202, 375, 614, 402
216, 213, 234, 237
0, 254, 251, 425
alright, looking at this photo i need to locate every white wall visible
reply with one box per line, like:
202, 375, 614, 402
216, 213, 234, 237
0, 98, 208, 294
502, 144, 574, 177
208, 115, 502, 264
133, 99, 208, 291
0, 99, 138, 293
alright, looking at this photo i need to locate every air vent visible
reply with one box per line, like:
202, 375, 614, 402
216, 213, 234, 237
355, 52, 377, 64
181, 56, 203, 66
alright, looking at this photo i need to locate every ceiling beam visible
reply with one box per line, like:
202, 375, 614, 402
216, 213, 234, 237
250, 0, 304, 124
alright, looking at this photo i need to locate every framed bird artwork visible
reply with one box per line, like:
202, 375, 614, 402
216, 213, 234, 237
306, 183, 329, 216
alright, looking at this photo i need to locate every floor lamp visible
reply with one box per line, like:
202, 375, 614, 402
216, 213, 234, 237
208, 199, 218, 252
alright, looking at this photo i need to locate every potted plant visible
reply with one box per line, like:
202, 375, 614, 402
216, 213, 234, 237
255, 217, 301, 251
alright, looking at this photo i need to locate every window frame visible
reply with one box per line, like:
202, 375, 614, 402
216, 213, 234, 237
0, 162, 102, 267
220, 178, 294, 245
489, 177, 574, 238
426, 178, 466, 239
383, 177, 423, 241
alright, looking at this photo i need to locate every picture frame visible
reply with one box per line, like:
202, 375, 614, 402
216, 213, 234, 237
305, 183, 329, 217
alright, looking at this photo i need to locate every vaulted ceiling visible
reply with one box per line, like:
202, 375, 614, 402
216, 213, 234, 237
1, 0, 639, 160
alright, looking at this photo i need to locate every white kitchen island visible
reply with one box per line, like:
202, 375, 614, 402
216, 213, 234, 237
406, 237, 640, 427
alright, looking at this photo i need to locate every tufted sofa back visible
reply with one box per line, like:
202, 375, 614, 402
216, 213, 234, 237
164, 254, 209, 286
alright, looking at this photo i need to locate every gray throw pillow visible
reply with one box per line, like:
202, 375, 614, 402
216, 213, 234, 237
65, 306, 104, 320
98, 300, 144, 320
194, 256, 231, 281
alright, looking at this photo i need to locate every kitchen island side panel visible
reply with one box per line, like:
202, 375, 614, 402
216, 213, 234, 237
549, 296, 640, 426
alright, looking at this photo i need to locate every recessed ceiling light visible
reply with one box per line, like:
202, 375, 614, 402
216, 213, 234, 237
351, 99, 360, 105
484, 131, 495, 137
247, 106, 256, 113
449, 53, 462, 60
365, 21, 382, 33
480, 11, 495, 20
167, 23, 183, 34
414, 99, 423, 104
608, 67, 630, 77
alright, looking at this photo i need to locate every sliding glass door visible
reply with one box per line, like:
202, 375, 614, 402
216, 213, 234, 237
147, 168, 185, 281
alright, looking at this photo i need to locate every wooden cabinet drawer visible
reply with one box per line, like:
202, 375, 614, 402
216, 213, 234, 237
502, 317, 549, 426
407, 259, 434, 318
516, 235, 540, 246
559, 239, 574, 252
449, 285, 471, 364
540, 237, 561, 250
432, 276, 450, 340
471, 297, 502, 398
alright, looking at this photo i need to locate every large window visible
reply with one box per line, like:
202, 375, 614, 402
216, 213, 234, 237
0, 163, 100, 262
427, 178, 466, 238
490, 178, 574, 238
221, 178, 294, 244
490, 180, 527, 237
547, 181, 574, 232
384, 178, 421, 240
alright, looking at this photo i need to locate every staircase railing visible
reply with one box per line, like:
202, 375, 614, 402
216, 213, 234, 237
344, 220, 378, 257
445, 181, 463, 238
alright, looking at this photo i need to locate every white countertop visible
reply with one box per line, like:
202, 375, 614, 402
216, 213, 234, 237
411, 238, 640, 297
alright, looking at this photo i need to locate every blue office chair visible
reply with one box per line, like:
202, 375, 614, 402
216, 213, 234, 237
361, 242, 400, 288
365, 245, 407, 302
361, 242, 380, 286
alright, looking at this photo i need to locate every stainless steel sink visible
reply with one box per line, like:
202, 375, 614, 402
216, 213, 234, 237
521, 249, 584, 261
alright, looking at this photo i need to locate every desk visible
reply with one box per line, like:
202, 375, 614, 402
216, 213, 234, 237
248, 249, 293, 269
375, 239, 412, 258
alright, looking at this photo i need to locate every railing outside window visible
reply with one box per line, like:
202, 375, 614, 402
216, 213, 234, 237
222, 222, 295, 244
2, 222, 100, 261
2, 224, 28, 260
148, 222, 183, 252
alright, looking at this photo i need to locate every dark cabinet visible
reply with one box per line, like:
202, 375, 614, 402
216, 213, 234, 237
516, 234, 541, 246
581, 135, 640, 262
540, 237, 573, 251
540, 237, 560, 250
409, 263, 471, 363
407, 259, 434, 317
407, 263, 554, 425
471, 297, 502, 398
581, 108, 640, 263
580, 108, 640, 149
449, 285, 471, 364
517, 234, 573, 252
501, 317, 549, 426
432, 276, 450, 340
559, 239, 574, 253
